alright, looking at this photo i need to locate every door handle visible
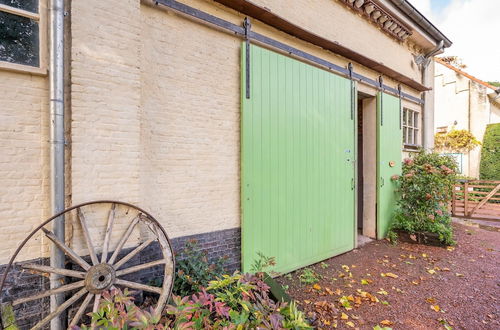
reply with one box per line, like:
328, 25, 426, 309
351, 178, 355, 190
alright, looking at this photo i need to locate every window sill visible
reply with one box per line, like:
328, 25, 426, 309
0, 61, 48, 76
403, 144, 421, 152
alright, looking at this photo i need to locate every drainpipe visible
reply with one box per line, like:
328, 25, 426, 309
49, 0, 66, 328
421, 40, 444, 150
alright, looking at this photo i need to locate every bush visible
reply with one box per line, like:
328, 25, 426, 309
173, 240, 227, 297
434, 128, 480, 153
479, 123, 500, 180
75, 274, 311, 330
388, 151, 458, 245
167, 273, 311, 329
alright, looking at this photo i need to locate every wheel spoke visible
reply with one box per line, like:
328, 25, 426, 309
108, 215, 140, 265
69, 292, 94, 327
31, 287, 87, 330
91, 293, 101, 330
101, 203, 116, 263
22, 263, 86, 279
42, 228, 91, 271
13, 280, 84, 306
77, 208, 99, 266
116, 259, 168, 277
114, 279, 162, 294
113, 238, 155, 270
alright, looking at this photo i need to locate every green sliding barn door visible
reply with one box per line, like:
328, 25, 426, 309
241, 43, 356, 273
376, 92, 402, 239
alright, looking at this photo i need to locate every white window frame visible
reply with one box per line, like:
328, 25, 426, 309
402, 107, 420, 149
0, 0, 47, 75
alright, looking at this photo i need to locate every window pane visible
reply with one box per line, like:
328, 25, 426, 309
0, 0, 38, 13
408, 110, 413, 126
408, 128, 414, 144
0, 11, 39, 67
403, 109, 407, 125
414, 129, 419, 145
413, 112, 418, 128
403, 127, 407, 144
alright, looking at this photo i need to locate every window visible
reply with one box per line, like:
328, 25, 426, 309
0, 0, 45, 72
402, 108, 420, 147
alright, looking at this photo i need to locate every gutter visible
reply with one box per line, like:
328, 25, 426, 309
49, 0, 66, 328
388, 0, 452, 48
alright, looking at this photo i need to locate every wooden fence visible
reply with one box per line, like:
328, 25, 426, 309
452, 180, 500, 221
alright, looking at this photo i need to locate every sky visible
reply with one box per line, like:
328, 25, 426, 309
409, 0, 500, 82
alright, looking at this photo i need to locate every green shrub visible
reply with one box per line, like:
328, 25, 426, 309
173, 240, 227, 297
75, 275, 311, 329
388, 151, 458, 245
298, 268, 320, 285
479, 123, 500, 180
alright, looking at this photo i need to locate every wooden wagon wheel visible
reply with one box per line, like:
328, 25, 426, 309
0, 200, 175, 329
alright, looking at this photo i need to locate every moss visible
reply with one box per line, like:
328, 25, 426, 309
479, 123, 500, 180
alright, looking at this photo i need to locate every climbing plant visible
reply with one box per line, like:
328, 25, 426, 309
434, 128, 481, 153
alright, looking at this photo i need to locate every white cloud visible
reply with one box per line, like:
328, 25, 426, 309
411, 0, 500, 81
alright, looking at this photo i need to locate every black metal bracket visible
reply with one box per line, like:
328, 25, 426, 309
244, 18, 252, 99
379, 76, 384, 126
348, 63, 354, 120
398, 84, 402, 129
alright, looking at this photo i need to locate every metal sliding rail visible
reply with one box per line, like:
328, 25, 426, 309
154, 0, 424, 105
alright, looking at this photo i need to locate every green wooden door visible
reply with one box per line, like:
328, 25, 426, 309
241, 43, 356, 273
376, 92, 402, 239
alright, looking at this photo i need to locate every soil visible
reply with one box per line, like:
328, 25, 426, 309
276, 222, 500, 329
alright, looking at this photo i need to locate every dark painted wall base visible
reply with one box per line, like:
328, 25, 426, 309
0, 227, 241, 328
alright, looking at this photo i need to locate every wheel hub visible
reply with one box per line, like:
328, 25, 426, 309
85, 263, 115, 294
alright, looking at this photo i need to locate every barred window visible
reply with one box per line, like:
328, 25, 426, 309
402, 108, 420, 147
0, 0, 41, 68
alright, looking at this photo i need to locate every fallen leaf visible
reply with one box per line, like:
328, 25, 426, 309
427, 269, 436, 275
381, 300, 390, 306
426, 297, 437, 304
303, 300, 311, 305
341, 312, 349, 320
377, 289, 388, 295
431, 305, 440, 312
409, 254, 416, 259
455, 273, 464, 277
361, 279, 371, 285
382, 272, 398, 278
411, 280, 419, 285
342, 265, 350, 272
442, 268, 450, 272
380, 320, 394, 326
325, 287, 334, 295
351, 315, 360, 320
345, 321, 355, 327
446, 246, 455, 251
313, 284, 321, 290
422, 253, 428, 258
335, 288, 344, 295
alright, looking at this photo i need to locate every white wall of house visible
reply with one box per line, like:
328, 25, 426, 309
434, 60, 500, 178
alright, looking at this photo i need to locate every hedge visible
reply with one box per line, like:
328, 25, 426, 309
479, 123, 500, 180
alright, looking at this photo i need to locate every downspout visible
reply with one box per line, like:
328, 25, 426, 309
49, 0, 66, 328
421, 40, 444, 150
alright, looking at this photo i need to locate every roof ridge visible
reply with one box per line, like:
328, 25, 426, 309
435, 57, 499, 92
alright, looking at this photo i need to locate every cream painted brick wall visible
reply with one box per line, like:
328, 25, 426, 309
139, 6, 241, 238
71, 0, 142, 206
0, 71, 50, 264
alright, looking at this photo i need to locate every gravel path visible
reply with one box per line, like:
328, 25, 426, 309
277, 222, 499, 329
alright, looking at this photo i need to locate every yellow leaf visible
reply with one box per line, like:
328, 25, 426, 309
341, 312, 349, 320
381, 320, 394, 326
422, 253, 428, 258
426, 297, 436, 304
412, 280, 419, 285
325, 287, 334, 295
442, 267, 450, 272
342, 265, 350, 272
384, 272, 399, 278
455, 273, 464, 277
409, 254, 416, 259
377, 289, 388, 295
303, 300, 311, 305
427, 269, 436, 275
446, 246, 455, 251
361, 279, 371, 285
335, 288, 344, 295
346, 321, 355, 327
313, 284, 321, 290
431, 305, 440, 312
